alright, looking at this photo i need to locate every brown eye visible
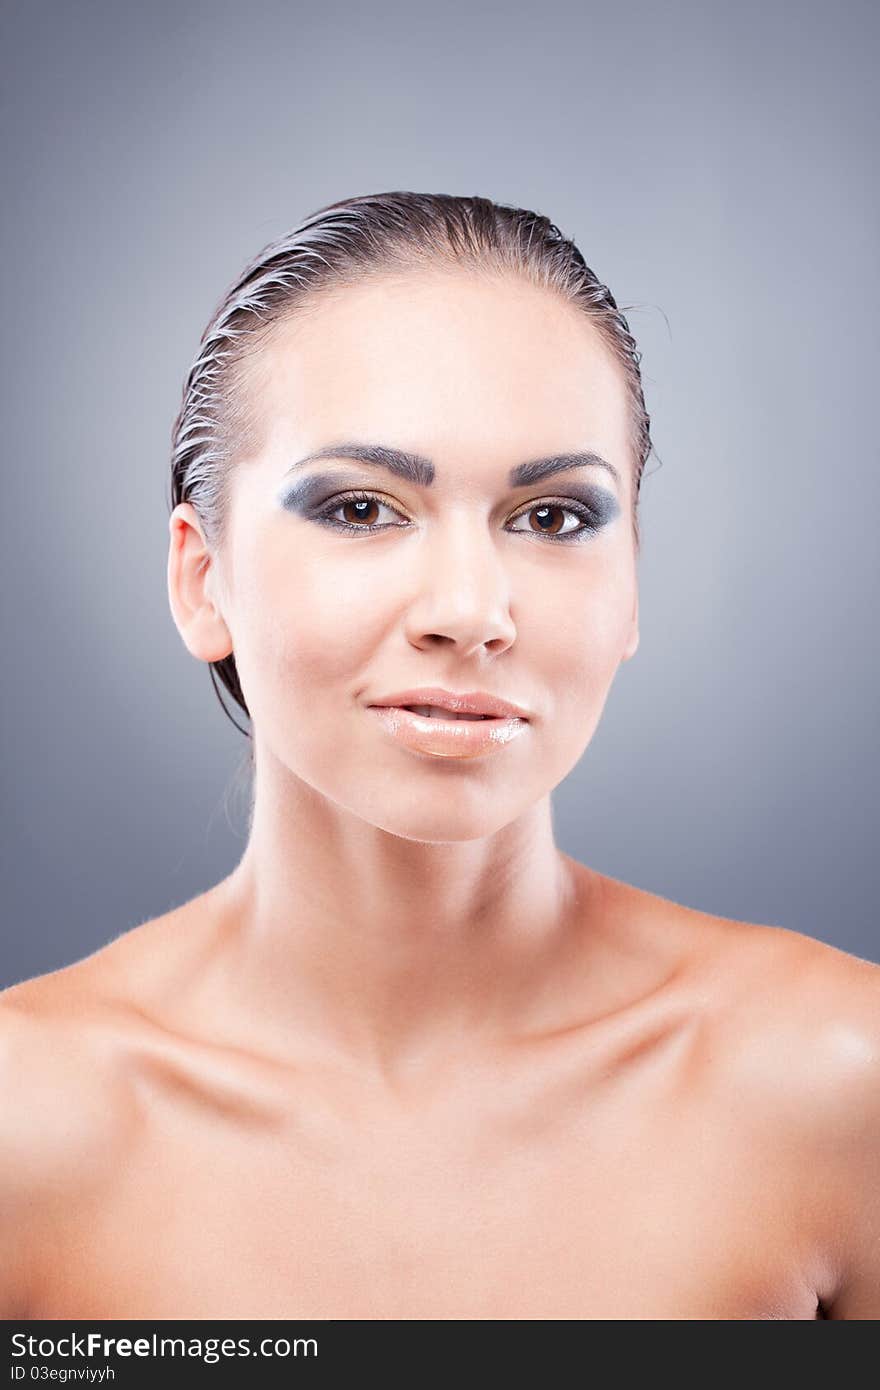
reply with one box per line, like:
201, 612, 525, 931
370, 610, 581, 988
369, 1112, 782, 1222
314, 491, 408, 532
340, 497, 382, 527
508, 501, 596, 540
313, 491, 604, 542
527, 505, 565, 535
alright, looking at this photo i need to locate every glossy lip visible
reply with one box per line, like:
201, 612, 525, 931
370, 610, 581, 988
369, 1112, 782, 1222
367, 687, 532, 720
368, 704, 529, 759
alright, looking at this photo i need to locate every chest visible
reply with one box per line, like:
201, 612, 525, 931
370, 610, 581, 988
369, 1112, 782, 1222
30, 1048, 822, 1320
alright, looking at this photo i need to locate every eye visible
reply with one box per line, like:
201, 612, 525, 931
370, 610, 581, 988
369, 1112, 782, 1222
507, 500, 600, 541
311, 491, 607, 542
314, 491, 408, 532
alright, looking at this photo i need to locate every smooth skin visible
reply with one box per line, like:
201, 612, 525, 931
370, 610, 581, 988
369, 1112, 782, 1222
2, 269, 878, 1319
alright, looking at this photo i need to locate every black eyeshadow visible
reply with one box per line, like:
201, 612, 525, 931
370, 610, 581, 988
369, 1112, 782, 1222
277, 472, 367, 513
278, 471, 620, 526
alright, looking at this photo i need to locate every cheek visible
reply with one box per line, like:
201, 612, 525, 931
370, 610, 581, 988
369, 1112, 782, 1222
524, 557, 635, 676
232, 540, 385, 708
563, 585, 632, 656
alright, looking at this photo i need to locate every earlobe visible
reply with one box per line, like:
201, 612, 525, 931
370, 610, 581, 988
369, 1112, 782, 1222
167, 504, 234, 663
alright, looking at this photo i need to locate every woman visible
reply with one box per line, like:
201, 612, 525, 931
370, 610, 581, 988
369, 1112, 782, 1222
2, 192, 877, 1320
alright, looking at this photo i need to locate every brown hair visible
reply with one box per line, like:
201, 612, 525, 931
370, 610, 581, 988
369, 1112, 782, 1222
169, 191, 656, 739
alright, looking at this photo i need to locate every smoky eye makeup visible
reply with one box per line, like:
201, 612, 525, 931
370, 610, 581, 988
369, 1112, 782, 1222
276, 471, 621, 540
277, 472, 369, 513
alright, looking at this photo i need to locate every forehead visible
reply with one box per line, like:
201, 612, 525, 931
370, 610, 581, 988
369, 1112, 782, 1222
244, 270, 631, 477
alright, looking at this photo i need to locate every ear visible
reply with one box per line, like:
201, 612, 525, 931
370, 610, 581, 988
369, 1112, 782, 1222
167, 504, 233, 663
622, 584, 640, 662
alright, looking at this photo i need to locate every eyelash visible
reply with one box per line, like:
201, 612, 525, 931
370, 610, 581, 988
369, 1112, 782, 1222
312, 490, 604, 543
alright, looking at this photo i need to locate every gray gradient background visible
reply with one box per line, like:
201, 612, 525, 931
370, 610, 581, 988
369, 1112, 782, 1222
1, 0, 877, 989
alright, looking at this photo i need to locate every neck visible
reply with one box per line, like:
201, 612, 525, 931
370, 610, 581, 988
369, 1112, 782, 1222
200, 749, 596, 1083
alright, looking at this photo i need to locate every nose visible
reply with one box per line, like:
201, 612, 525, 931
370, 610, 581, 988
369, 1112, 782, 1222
402, 509, 518, 658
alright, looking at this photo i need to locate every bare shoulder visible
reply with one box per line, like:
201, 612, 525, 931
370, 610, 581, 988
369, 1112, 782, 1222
0, 976, 111, 1313
753, 927, 880, 1319
0, 895, 207, 1114
0, 941, 150, 1168
724, 920, 880, 1320
605, 870, 879, 1053
707, 913, 880, 1084
601, 869, 879, 1126
0, 904, 202, 1315
621, 877, 880, 1316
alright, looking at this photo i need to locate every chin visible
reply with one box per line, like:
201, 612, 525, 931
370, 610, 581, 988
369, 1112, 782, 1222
354, 784, 532, 844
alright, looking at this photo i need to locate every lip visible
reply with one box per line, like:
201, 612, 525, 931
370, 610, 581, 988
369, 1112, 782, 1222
367, 704, 530, 759
368, 688, 532, 720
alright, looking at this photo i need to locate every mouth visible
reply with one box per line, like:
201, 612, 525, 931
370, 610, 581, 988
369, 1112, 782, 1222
367, 703, 529, 759
397, 704, 494, 721
367, 687, 532, 721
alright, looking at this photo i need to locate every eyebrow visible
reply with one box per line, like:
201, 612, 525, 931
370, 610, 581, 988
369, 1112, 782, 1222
283, 441, 622, 491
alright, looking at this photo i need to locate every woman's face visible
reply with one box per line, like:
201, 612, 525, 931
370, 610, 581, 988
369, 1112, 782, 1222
208, 269, 639, 841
